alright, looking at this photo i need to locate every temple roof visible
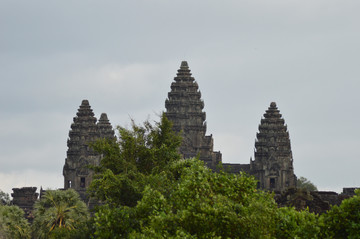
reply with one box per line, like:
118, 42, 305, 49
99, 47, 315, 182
98, 113, 110, 124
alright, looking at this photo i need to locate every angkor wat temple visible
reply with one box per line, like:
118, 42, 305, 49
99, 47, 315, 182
11, 61, 358, 217
61, 61, 297, 194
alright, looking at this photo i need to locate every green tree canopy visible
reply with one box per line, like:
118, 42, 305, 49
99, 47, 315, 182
275, 206, 320, 238
0, 204, 31, 239
89, 114, 288, 238
87, 113, 332, 238
89, 113, 182, 207
93, 159, 280, 238
297, 176, 318, 191
32, 189, 90, 239
320, 189, 360, 238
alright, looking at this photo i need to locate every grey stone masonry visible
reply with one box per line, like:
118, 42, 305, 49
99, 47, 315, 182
165, 61, 222, 169
250, 102, 297, 191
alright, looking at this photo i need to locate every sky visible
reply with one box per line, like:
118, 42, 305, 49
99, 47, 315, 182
1, 0, 360, 195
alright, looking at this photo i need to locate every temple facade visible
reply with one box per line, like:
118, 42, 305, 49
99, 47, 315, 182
165, 61, 222, 169
62, 100, 115, 200
250, 102, 297, 190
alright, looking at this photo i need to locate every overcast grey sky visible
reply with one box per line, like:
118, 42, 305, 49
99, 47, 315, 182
1, 0, 360, 195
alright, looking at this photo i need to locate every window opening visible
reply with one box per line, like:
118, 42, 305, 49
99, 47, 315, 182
270, 178, 276, 189
80, 177, 85, 188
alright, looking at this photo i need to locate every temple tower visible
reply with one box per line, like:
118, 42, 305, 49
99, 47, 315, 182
250, 102, 296, 191
165, 61, 221, 169
97, 113, 116, 140
63, 100, 114, 200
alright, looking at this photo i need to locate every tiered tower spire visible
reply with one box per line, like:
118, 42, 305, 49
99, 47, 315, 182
251, 102, 296, 191
165, 61, 221, 169
63, 100, 114, 201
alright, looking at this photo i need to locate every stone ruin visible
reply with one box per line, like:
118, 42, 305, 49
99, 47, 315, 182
11, 187, 38, 222
275, 188, 359, 214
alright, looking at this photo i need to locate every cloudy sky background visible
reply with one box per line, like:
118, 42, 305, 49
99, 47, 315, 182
1, 0, 360, 195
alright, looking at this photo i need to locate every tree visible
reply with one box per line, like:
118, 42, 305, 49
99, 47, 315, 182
92, 159, 279, 238
89, 113, 325, 238
297, 176, 318, 191
89, 113, 281, 237
0, 204, 31, 239
0, 190, 10, 205
32, 189, 90, 239
275, 207, 320, 238
320, 189, 360, 238
89, 113, 182, 207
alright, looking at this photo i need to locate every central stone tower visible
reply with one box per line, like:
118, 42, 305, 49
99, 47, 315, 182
250, 102, 296, 191
165, 61, 222, 169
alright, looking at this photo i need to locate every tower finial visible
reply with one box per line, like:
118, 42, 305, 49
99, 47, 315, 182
181, 61, 189, 68
81, 99, 89, 106
176, 61, 192, 79
99, 113, 109, 121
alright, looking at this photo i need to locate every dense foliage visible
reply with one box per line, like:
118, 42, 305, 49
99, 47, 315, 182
89, 114, 321, 238
92, 159, 280, 238
275, 207, 320, 238
89, 113, 182, 208
0, 204, 31, 239
88, 114, 360, 238
320, 189, 360, 238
